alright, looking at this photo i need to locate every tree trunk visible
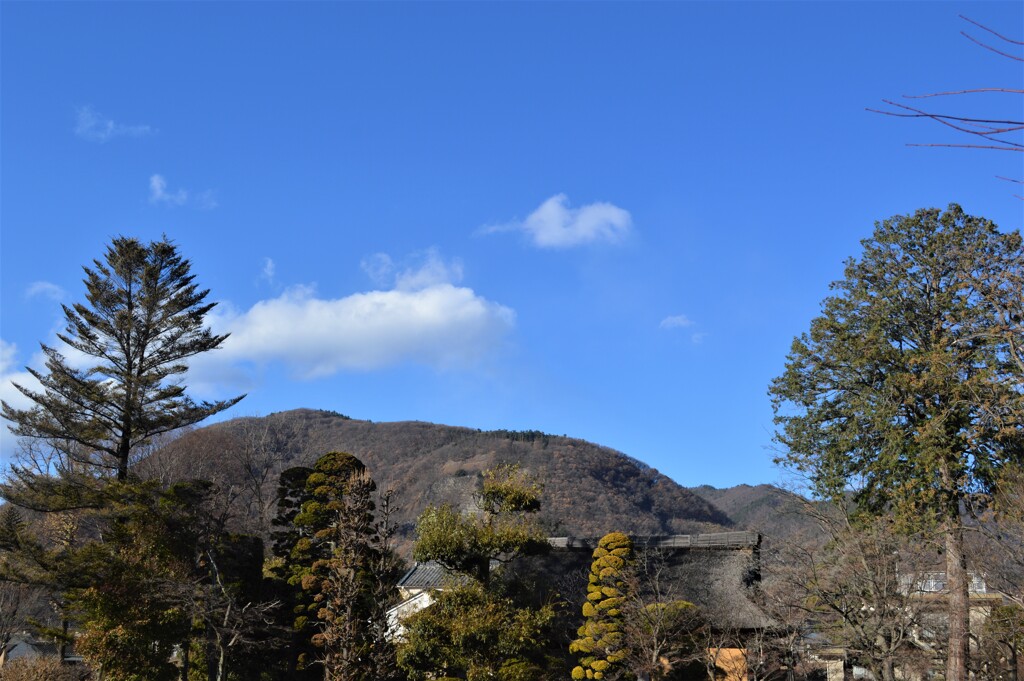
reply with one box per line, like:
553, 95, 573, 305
59, 617, 68, 662
180, 640, 189, 681
946, 522, 970, 681
217, 642, 227, 681
881, 657, 895, 681
206, 622, 218, 681
117, 428, 131, 481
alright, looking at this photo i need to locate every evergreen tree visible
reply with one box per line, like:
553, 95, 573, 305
299, 452, 400, 681
267, 465, 320, 678
2, 236, 243, 484
271, 453, 400, 681
570, 532, 633, 681
769, 205, 1024, 681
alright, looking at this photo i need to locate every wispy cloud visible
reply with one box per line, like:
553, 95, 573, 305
26, 281, 65, 301
659, 314, 693, 330
75, 105, 153, 143
660, 313, 706, 344
0, 340, 33, 408
261, 258, 276, 282
361, 249, 464, 291
149, 174, 218, 209
194, 251, 514, 379
360, 253, 395, 286
483, 194, 632, 248
395, 249, 463, 291
149, 174, 188, 205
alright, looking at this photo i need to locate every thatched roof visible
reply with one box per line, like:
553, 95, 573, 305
545, 532, 769, 631
400, 532, 770, 632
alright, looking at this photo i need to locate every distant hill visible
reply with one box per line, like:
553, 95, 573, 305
149, 409, 734, 546
688, 483, 821, 544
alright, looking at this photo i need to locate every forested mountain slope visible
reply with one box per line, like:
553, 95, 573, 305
149, 408, 734, 543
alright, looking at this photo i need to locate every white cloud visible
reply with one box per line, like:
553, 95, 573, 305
0, 340, 41, 454
659, 314, 693, 329
149, 174, 217, 209
26, 281, 65, 301
75, 105, 152, 142
484, 194, 632, 248
201, 254, 514, 379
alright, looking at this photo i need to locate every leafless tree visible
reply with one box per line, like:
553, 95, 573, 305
0, 582, 45, 654
772, 503, 938, 681
968, 466, 1024, 611
620, 548, 703, 681
870, 16, 1023, 195
229, 417, 284, 538
198, 548, 281, 681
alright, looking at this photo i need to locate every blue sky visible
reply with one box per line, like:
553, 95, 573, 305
2, 2, 1021, 489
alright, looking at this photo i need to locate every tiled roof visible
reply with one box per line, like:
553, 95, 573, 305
397, 561, 453, 590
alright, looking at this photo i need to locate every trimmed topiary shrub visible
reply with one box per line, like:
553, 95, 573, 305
569, 532, 633, 680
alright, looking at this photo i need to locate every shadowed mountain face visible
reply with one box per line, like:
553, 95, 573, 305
151, 409, 734, 543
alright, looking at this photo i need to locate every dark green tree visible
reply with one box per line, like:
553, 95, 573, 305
2, 236, 243, 483
570, 532, 633, 681
267, 465, 320, 679
268, 453, 400, 681
769, 204, 1023, 681
298, 452, 400, 681
68, 482, 189, 681
66, 480, 279, 681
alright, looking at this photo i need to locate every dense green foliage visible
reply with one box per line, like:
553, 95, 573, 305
570, 532, 633, 680
769, 204, 1023, 680
266, 452, 400, 681
397, 581, 555, 681
770, 205, 1022, 519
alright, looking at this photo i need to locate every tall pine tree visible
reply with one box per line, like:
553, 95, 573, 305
2, 236, 243, 484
